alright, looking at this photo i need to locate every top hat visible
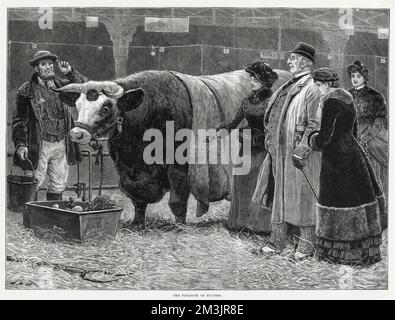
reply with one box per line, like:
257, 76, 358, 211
28, 50, 59, 67
346, 60, 369, 80
312, 67, 339, 82
291, 42, 316, 63
245, 59, 279, 86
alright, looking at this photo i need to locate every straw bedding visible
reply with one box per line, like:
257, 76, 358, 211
6, 190, 387, 290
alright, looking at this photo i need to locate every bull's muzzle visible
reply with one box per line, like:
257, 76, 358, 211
69, 127, 92, 144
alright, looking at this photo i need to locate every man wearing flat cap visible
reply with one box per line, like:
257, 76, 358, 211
12, 50, 87, 201
253, 42, 322, 259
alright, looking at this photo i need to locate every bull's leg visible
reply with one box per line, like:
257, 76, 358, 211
167, 165, 190, 224
169, 202, 188, 224
131, 199, 147, 227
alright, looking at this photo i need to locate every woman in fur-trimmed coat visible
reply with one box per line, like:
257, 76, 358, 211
308, 68, 385, 266
347, 60, 388, 228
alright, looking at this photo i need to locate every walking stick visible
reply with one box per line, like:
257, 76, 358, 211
301, 167, 319, 200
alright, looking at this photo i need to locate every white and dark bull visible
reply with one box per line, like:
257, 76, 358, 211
54, 70, 290, 227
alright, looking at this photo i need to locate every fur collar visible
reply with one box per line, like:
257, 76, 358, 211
349, 85, 383, 99
324, 88, 353, 104
348, 85, 387, 119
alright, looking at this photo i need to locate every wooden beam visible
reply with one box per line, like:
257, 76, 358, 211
233, 9, 253, 17
354, 14, 374, 26
364, 12, 387, 24
291, 10, 332, 27
7, 7, 388, 35
212, 8, 216, 24
252, 8, 280, 17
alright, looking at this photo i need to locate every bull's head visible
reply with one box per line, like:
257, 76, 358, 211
54, 81, 144, 144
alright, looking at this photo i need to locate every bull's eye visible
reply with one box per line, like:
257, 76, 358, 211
101, 102, 112, 114
86, 89, 99, 101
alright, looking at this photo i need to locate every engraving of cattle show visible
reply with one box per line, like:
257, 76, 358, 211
5, 7, 389, 291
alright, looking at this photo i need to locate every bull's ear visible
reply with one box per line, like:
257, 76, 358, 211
117, 88, 145, 112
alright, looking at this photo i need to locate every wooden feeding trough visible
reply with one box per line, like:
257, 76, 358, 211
24, 201, 123, 241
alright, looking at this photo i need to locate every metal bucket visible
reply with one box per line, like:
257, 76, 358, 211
7, 159, 38, 211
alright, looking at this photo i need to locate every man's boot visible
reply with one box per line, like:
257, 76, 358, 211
261, 223, 288, 255
46, 192, 63, 201
295, 226, 316, 259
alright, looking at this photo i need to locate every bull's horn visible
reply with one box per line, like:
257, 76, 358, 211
52, 83, 84, 93
101, 82, 124, 99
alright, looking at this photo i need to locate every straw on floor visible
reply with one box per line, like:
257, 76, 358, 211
6, 190, 388, 290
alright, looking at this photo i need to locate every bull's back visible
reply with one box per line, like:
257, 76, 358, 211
197, 69, 290, 125
111, 69, 291, 210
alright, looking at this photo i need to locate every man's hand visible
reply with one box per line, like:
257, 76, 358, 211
292, 154, 306, 170
58, 60, 72, 74
17, 146, 28, 160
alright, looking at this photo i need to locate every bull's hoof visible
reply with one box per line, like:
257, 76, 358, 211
174, 216, 187, 224
123, 219, 146, 230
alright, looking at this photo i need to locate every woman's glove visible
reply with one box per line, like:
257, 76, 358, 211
292, 154, 306, 169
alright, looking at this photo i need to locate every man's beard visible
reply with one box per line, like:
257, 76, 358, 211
290, 65, 302, 74
38, 70, 55, 80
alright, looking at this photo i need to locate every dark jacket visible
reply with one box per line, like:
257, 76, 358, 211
308, 88, 386, 257
217, 88, 272, 149
349, 85, 388, 167
308, 88, 383, 207
12, 68, 87, 170
349, 85, 387, 122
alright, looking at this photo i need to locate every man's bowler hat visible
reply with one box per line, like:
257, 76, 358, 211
28, 50, 58, 67
291, 42, 316, 64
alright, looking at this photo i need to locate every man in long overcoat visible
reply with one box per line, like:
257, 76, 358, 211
252, 42, 322, 259
12, 50, 87, 200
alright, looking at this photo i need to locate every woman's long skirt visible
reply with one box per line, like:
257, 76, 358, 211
227, 148, 271, 233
